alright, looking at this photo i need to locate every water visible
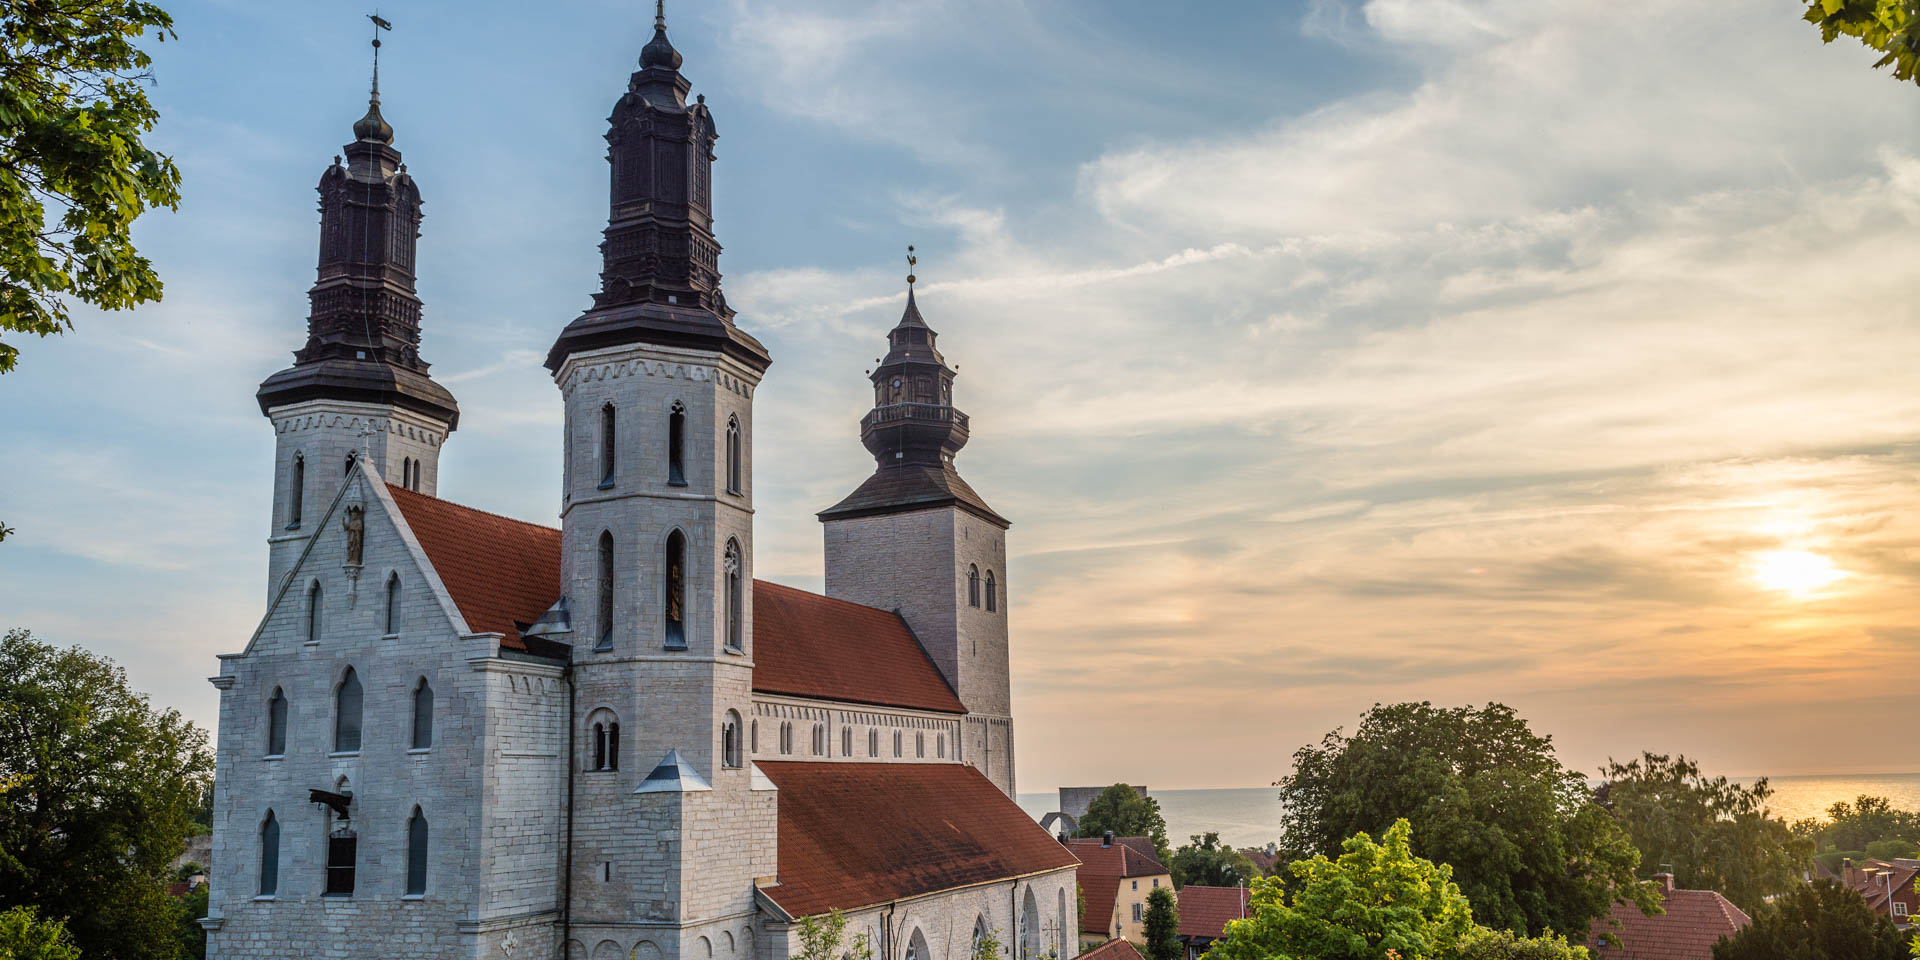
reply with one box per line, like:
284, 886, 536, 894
1019, 773, 1920, 852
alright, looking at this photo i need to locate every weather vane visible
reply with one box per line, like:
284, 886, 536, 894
906, 244, 917, 287
368, 12, 392, 102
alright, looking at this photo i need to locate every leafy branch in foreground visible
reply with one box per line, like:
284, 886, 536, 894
1802, 0, 1920, 85
0, 0, 182, 373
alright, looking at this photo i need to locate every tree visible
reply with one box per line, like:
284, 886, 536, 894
1143, 886, 1180, 960
1798, 796, 1920, 853
0, 0, 182, 374
1711, 879, 1907, 960
794, 910, 875, 960
1594, 752, 1810, 914
1803, 0, 1920, 86
1450, 927, 1589, 960
971, 922, 1004, 960
175, 882, 208, 960
0, 906, 80, 960
0, 628, 213, 960
1276, 702, 1655, 938
1169, 832, 1259, 889
1075, 784, 1171, 866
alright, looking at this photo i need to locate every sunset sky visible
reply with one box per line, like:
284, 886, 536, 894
3, 0, 1919, 791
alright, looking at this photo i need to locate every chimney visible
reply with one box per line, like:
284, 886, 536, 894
1103, 831, 1113, 848
1653, 873, 1675, 893
1844, 858, 1856, 886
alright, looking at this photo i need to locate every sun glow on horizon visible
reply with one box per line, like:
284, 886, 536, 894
1751, 549, 1849, 595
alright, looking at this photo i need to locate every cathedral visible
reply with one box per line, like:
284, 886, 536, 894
201, 11, 1078, 960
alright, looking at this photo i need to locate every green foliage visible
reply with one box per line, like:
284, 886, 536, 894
0, 0, 181, 373
1276, 702, 1655, 938
1144, 886, 1180, 960
794, 910, 874, 960
0, 628, 213, 960
0, 522, 11, 543
1711, 879, 1907, 960
1208, 819, 1478, 960
1812, 850, 1869, 873
174, 883, 206, 960
970, 923, 1003, 960
1074, 785, 1172, 866
1169, 833, 1259, 890
0, 906, 80, 960
1803, 0, 1920, 86
1798, 796, 1920, 854
1595, 752, 1811, 914
1450, 927, 1589, 960
1866, 838, 1918, 860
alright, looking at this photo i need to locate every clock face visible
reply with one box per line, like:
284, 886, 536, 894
892, 378, 902, 388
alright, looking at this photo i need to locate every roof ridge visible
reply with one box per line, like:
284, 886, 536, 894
753, 578, 892, 615
387, 483, 560, 536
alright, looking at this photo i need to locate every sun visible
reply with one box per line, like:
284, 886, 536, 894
1751, 549, 1848, 595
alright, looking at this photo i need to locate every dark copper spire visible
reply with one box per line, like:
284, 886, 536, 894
257, 19, 457, 427
547, 4, 768, 373
820, 254, 1005, 527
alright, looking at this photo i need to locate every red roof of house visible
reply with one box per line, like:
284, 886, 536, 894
1077, 940, 1144, 960
1066, 838, 1169, 935
1583, 881, 1752, 959
384, 490, 964, 712
1176, 885, 1252, 940
757, 761, 1079, 917
389, 485, 562, 650
753, 580, 964, 714
1837, 859, 1920, 912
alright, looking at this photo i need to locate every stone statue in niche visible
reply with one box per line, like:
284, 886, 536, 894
343, 506, 365, 565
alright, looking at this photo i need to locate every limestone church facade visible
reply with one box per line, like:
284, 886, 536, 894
201, 12, 1078, 960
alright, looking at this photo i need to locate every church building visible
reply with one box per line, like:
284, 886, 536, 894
201, 10, 1079, 960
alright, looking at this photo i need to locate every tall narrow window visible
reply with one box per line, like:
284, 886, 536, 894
592, 722, 607, 770
597, 531, 615, 650
723, 539, 743, 651
287, 453, 305, 529
599, 403, 617, 487
668, 402, 687, 486
893, 730, 903, 758
344, 451, 357, 476
726, 415, 742, 494
968, 565, 981, 607
985, 570, 997, 612
384, 573, 402, 635
751, 720, 759, 753
779, 721, 793, 755
306, 582, 323, 643
258, 810, 280, 896
723, 710, 743, 768
916, 732, 925, 758
325, 828, 356, 896
590, 719, 621, 771
406, 807, 429, 895
334, 667, 363, 753
411, 677, 433, 750
664, 531, 686, 649
937, 733, 946, 759
812, 724, 826, 756
868, 728, 879, 757
267, 687, 287, 757
842, 726, 852, 757
402, 457, 412, 490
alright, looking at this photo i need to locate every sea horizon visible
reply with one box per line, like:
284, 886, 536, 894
1019, 771, 1920, 851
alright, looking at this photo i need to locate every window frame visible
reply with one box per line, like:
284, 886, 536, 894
723, 539, 743, 652
985, 570, 997, 612
664, 530, 687, 650
668, 401, 687, 487
725, 415, 742, 495
287, 453, 305, 530
332, 666, 363, 755
257, 810, 280, 897
596, 531, 616, 651
266, 686, 288, 758
967, 565, 980, 607
599, 402, 618, 488
405, 806, 429, 896
384, 572, 402, 636
410, 676, 434, 751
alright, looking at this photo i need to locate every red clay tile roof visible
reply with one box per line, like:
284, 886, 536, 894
1077, 941, 1144, 960
1583, 885, 1752, 959
757, 761, 1079, 918
388, 485, 562, 651
1838, 859, 1919, 911
1176, 885, 1252, 940
752, 580, 965, 714
1066, 838, 1169, 935
385, 490, 962, 707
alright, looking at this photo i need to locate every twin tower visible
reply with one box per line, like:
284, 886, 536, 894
253, 12, 1014, 791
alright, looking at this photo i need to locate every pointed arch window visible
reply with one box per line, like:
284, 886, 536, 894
723, 539, 743, 652
333, 667, 363, 754
344, 451, 357, 476
725, 415, 742, 495
402, 457, 412, 491
597, 532, 615, 651
287, 453, 305, 529
668, 402, 687, 486
723, 710, 743, 768
406, 807, 429, 895
258, 810, 280, 896
384, 573, 402, 635
306, 582, 323, 644
599, 403, 617, 488
664, 530, 687, 649
985, 570, 997, 613
967, 565, 981, 608
266, 687, 287, 757
411, 677, 434, 750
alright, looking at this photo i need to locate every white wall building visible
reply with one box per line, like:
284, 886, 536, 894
202, 10, 1077, 960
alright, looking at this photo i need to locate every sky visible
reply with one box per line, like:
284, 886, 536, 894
3, 0, 1920, 792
